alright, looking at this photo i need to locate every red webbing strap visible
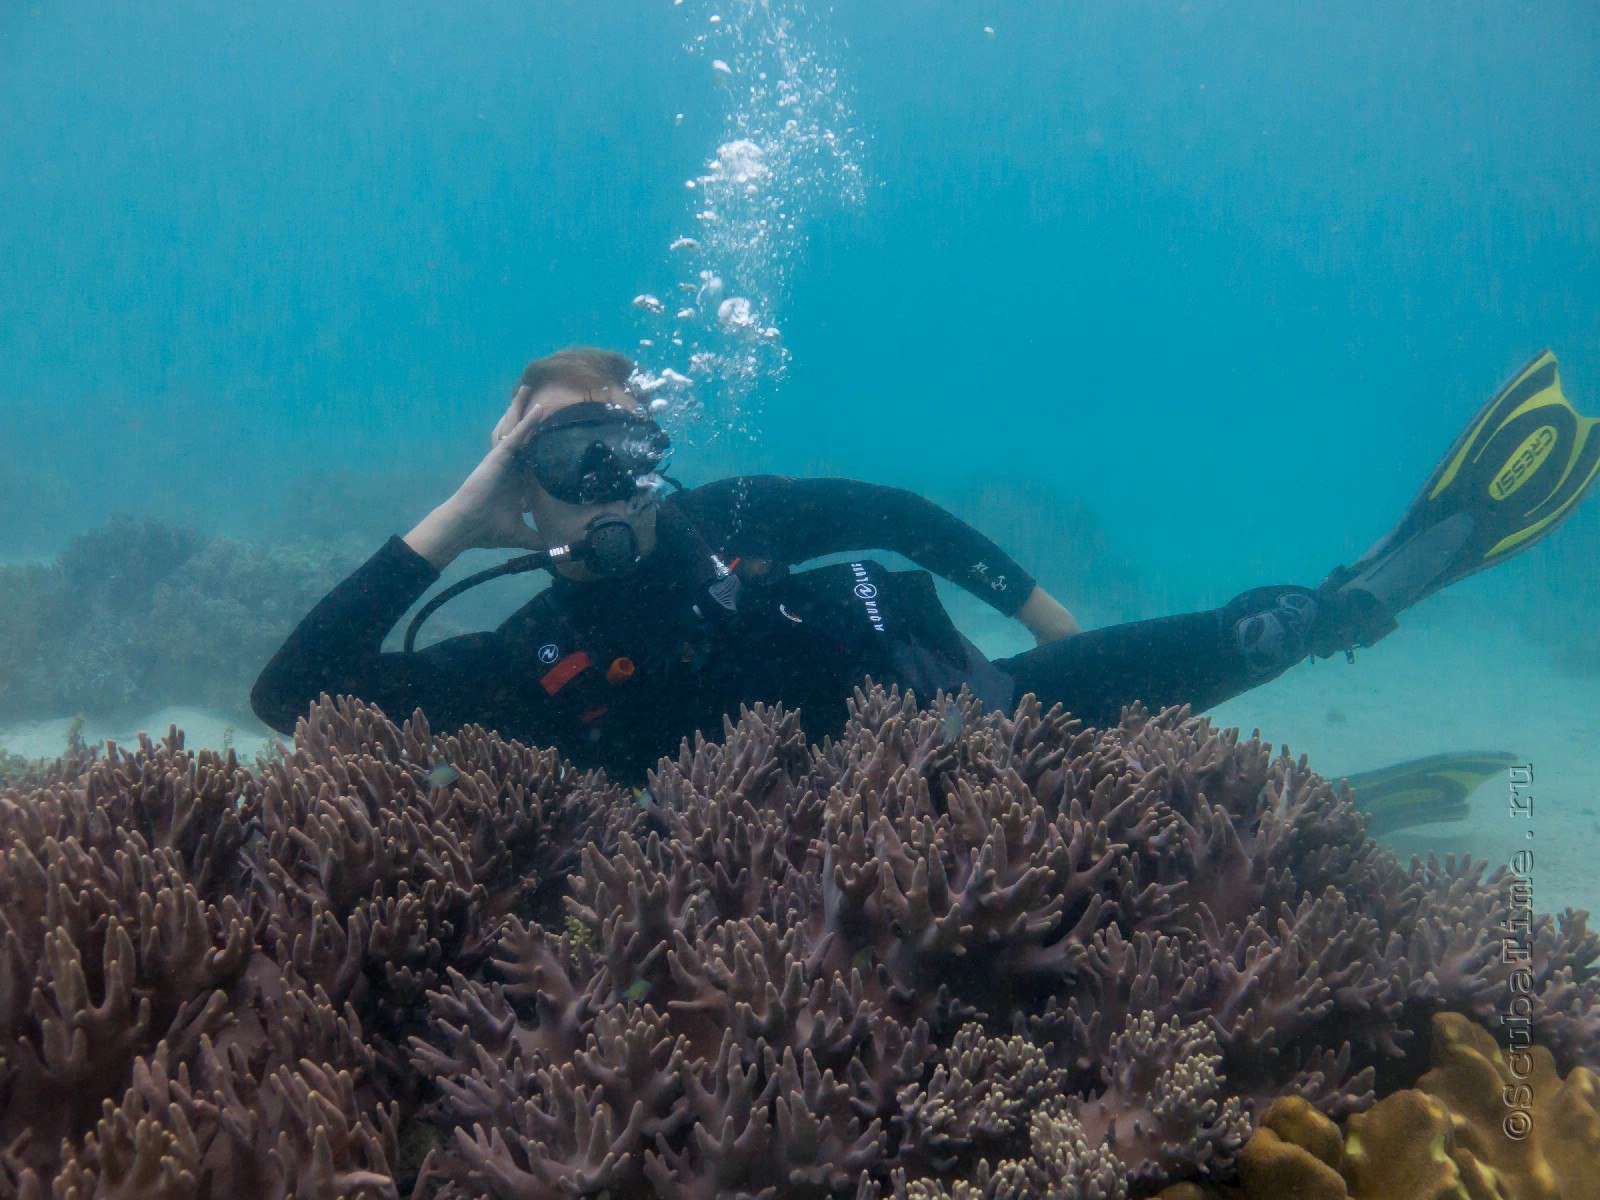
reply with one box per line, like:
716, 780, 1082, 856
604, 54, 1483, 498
539, 651, 593, 696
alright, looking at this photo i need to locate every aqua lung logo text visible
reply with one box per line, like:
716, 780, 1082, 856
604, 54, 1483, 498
972, 561, 1008, 593
850, 563, 886, 632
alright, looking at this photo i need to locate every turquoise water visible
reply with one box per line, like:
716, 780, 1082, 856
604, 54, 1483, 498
4, 2, 1599, 902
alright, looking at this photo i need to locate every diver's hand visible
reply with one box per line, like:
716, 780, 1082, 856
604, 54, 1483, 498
1016, 586, 1081, 645
490, 384, 538, 447
1306, 580, 1400, 657
405, 402, 546, 569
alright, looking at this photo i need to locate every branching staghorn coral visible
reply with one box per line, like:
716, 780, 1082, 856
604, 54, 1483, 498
1, 689, 1596, 1199
0, 697, 633, 1196
409, 689, 1599, 1198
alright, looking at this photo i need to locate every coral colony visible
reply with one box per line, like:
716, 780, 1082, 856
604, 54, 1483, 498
2, 689, 1597, 1198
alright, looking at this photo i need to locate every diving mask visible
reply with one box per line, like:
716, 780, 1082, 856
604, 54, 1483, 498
515, 400, 671, 506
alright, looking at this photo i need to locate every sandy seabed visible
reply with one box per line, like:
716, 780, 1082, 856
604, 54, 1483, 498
1207, 611, 1600, 919
0, 706, 281, 769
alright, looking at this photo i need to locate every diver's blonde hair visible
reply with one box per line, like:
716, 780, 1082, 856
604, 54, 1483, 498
517, 347, 645, 405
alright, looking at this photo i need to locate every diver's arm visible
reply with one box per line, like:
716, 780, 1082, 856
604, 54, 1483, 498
1015, 586, 1081, 643
249, 536, 507, 735
996, 608, 1248, 726
250, 396, 560, 733
693, 476, 1051, 616
995, 585, 1330, 723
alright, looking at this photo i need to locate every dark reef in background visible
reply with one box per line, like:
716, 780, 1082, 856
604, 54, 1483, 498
1, 689, 1594, 1198
0, 458, 459, 728
0, 517, 357, 723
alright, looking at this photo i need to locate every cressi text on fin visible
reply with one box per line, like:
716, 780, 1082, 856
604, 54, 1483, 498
1322, 351, 1600, 638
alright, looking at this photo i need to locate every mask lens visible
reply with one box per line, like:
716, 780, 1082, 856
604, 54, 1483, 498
525, 413, 670, 504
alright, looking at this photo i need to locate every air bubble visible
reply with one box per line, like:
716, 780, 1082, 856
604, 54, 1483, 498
717, 296, 759, 338
630, 0, 867, 431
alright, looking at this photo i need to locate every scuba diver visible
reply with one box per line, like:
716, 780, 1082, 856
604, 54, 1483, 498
252, 347, 1600, 784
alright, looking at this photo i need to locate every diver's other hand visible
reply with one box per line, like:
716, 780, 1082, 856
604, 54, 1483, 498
1306, 578, 1401, 658
1222, 582, 1397, 678
1016, 586, 1081, 646
405, 403, 545, 569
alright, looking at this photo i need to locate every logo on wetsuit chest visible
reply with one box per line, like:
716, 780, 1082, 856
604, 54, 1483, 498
538, 643, 560, 664
850, 563, 886, 632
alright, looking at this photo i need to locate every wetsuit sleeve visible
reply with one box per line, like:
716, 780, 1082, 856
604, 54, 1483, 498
692, 476, 1039, 615
994, 610, 1246, 726
992, 585, 1320, 725
250, 535, 518, 735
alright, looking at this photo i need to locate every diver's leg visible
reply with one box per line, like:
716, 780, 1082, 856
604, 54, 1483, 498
994, 586, 1326, 725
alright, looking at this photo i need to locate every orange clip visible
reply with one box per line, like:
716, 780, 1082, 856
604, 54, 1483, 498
606, 656, 636, 685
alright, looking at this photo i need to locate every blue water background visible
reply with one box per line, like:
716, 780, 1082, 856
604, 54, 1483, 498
4, 0, 1598, 623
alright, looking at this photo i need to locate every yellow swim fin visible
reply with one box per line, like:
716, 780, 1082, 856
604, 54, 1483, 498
1341, 750, 1520, 836
1321, 352, 1600, 644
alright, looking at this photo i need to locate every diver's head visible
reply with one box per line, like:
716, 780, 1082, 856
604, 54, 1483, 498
512, 349, 669, 580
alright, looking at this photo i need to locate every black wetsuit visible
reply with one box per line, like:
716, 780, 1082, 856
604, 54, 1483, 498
253, 476, 1312, 782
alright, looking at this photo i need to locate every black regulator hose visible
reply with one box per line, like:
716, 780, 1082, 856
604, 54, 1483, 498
402, 551, 553, 652
400, 513, 646, 653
